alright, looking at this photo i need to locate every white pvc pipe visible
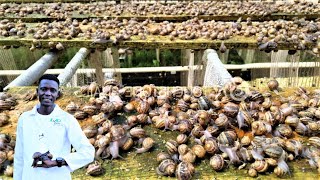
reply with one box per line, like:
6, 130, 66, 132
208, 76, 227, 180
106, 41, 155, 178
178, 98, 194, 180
58, 48, 90, 86
4, 51, 59, 91
203, 49, 232, 87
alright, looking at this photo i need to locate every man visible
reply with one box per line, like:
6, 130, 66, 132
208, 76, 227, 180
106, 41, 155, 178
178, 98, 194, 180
14, 74, 95, 180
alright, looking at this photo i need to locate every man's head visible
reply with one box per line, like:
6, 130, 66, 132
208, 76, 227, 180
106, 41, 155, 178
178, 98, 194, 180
37, 74, 60, 107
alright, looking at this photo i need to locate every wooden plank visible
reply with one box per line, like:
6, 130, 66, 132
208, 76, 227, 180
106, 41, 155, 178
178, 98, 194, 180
110, 47, 122, 84
180, 49, 188, 86
0, 61, 319, 76
0, 37, 315, 50
0, 0, 115, 2
88, 50, 105, 85
187, 49, 194, 87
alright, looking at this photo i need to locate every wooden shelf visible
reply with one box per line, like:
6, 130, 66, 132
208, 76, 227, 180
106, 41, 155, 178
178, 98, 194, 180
0, 37, 314, 50
0, 1, 318, 22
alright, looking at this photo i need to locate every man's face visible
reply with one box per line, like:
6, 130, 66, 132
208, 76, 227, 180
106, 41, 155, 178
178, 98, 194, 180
37, 79, 59, 107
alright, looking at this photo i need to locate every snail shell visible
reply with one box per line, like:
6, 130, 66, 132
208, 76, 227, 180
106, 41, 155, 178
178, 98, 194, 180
251, 160, 269, 173
275, 124, 293, 138
248, 168, 258, 177
6, 150, 14, 162
92, 112, 107, 125
176, 134, 188, 144
65, 102, 79, 114
82, 104, 97, 116
86, 161, 105, 176
176, 161, 195, 180
191, 86, 202, 98
110, 125, 126, 141
4, 165, 13, 177
136, 137, 154, 154
174, 120, 192, 134
121, 137, 134, 151
284, 139, 302, 157
165, 140, 178, 154
124, 101, 135, 112
101, 102, 115, 113
177, 99, 189, 112
157, 152, 171, 163
308, 137, 320, 148
284, 115, 299, 127
0, 113, 9, 127
137, 114, 150, 124
136, 100, 150, 114
265, 158, 278, 166
204, 138, 219, 154
215, 113, 229, 129
267, 79, 279, 91
263, 144, 284, 158
97, 133, 112, 148
178, 144, 189, 155
191, 124, 204, 138
129, 127, 146, 138
180, 150, 196, 164
83, 125, 98, 138
191, 144, 206, 159
210, 154, 225, 171
240, 136, 251, 146
156, 159, 176, 176
217, 131, 237, 146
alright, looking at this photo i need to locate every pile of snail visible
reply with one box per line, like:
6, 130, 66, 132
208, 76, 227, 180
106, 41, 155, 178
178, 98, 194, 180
0, 1, 319, 19
0, 92, 17, 130
0, 133, 15, 178
1, 77, 320, 178
0, 16, 319, 53
0, 92, 18, 178
67, 76, 320, 179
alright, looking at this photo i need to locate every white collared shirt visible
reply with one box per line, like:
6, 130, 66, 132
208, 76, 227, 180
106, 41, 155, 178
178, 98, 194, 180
14, 104, 95, 180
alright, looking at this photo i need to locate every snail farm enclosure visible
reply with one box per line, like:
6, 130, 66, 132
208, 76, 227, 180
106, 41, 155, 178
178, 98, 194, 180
0, 0, 319, 179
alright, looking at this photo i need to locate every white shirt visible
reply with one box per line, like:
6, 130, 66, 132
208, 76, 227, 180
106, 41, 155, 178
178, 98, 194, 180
14, 104, 95, 180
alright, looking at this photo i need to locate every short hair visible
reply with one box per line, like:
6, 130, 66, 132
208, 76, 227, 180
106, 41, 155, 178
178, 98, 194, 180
38, 74, 60, 86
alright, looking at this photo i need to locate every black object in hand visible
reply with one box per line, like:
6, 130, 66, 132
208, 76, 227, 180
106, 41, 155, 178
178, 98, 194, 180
31, 151, 53, 167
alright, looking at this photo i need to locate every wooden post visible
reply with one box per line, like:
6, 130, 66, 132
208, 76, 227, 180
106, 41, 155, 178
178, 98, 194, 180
180, 49, 189, 86
4, 51, 60, 91
156, 49, 160, 63
88, 49, 105, 86
127, 50, 133, 68
194, 50, 204, 86
71, 75, 78, 87
237, 49, 256, 64
111, 47, 122, 84
58, 48, 89, 86
270, 50, 288, 80
288, 50, 300, 87
187, 49, 194, 87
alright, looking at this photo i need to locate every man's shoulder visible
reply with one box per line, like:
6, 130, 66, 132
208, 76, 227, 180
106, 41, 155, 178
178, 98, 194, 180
55, 107, 77, 122
20, 109, 35, 116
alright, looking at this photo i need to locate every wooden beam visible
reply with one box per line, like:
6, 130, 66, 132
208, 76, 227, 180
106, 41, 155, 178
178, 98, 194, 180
111, 47, 122, 84
0, 61, 318, 76
0, 37, 315, 50
88, 50, 105, 85
187, 49, 194, 87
